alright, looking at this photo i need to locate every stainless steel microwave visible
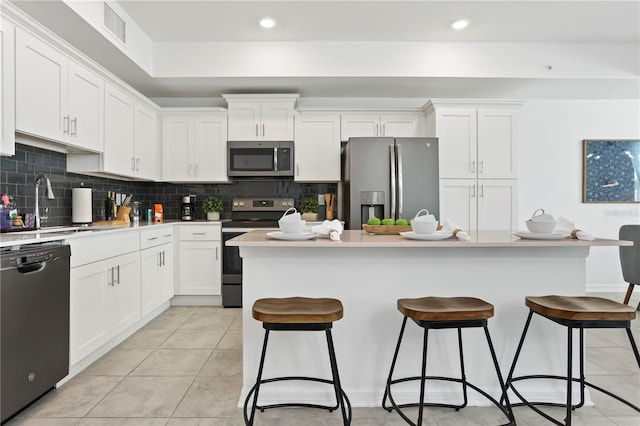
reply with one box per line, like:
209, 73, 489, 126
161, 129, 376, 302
227, 141, 294, 177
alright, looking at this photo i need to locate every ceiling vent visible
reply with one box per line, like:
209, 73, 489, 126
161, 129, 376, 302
103, 3, 126, 44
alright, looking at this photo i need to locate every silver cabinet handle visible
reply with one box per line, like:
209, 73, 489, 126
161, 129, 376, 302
471, 160, 476, 173
188, 164, 193, 177
471, 184, 476, 198
136, 158, 140, 172
63, 115, 70, 135
194, 164, 199, 177
262, 123, 265, 138
375, 123, 379, 136
108, 267, 114, 286
296, 163, 299, 176
255, 123, 259, 137
215, 247, 218, 260
157, 252, 162, 267
480, 184, 484, 197
480, 160, 484, 174
192, 232, 206, 236
382, 123, 386, 136
147, 236, 159, 241
116, 265, 120, 284
131, 157, 136, 171
71, 118, 77, 136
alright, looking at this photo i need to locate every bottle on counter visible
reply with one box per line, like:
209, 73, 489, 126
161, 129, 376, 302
104, 191, 115, 221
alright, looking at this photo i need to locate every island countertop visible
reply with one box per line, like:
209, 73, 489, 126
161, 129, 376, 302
226, 229, 629, 248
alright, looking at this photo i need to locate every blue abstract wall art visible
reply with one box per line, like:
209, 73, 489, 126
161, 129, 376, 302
583, 139, 640, 203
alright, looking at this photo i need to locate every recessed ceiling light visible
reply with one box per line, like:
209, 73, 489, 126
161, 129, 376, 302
450, 19, 470, 30
259, 17, 277, 29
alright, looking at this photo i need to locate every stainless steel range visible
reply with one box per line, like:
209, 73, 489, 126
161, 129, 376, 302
221, 197, 294, 307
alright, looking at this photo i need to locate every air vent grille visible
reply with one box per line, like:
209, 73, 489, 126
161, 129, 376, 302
104, 3, 126, 44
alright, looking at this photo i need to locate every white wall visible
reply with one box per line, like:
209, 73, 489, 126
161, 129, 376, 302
519, 99, 640, 292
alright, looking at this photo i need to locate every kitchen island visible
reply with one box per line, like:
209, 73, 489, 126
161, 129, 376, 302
228, 230, 630, 408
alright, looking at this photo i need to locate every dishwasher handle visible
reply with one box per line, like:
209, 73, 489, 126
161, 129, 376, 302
17, 262, 47, 274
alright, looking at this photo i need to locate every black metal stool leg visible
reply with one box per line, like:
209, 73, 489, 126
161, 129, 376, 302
626, 327, 640, 368
244, 329, 270, 426
325, 329, 352, 425
382, 316, 408, 411
417, 327, 429, 426
503, 311, 533, 405
483, 324, 516, 425
565, 326, 573, 426
456, 327, 469, 410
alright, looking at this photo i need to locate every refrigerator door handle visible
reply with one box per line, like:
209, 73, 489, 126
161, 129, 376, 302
389, 144, 396, 220
396, 143, 404, 219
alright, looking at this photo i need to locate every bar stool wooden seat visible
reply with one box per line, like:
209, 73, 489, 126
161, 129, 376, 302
382, 296, 515, 426
243, 297, 351, 425
505, 295, 640, 426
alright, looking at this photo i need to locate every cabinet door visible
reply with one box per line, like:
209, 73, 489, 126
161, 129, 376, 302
178, 241, 221, 295
439, 179, 478, 231
340, 113, 379, 140
70, 261, 110, 365
103, 84, 135, 176
294, 113, 341, 182
140, 247, 161, 316
67, 61, 103, 152
227, 102, 260, 141
162, 115, 194, 180
15, 28, 68, 142
1, 18, 15, 156
436, 108, 477, 179
381, 114, 420, 137
477, 179, 518, 231
260, 102, 294, 140
159, 244, 175, 303
194, 115, 228, 181
134, 103, 159, 180
109, 252, 141, 335
477, 108, 518, 179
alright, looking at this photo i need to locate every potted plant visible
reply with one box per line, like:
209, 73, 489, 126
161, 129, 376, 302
203, 196, 223, 221
299, 196, 319, 221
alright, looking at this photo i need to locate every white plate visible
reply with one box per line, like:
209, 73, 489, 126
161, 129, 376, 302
399, 231, 453, 241
512, 231, 570, 240
266, 231, 318, 241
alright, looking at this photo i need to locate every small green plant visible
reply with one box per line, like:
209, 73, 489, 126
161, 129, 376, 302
202, 196, 223, 213
299, 196, 319, 213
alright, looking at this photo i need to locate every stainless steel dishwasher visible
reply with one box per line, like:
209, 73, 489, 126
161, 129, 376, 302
1, 242, 71, 423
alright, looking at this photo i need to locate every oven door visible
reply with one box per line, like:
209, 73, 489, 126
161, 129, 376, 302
222, 231, 245, 307
227, 141, 293, 177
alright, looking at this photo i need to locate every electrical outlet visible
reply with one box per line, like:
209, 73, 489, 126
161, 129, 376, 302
318, 194, 325, 205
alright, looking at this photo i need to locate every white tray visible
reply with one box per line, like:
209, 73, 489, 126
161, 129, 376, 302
512, 231, 570, 240
266, 231, 318, 241
399, 231, 453, 241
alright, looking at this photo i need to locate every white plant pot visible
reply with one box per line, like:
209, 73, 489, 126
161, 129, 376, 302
207, 212, 220, 221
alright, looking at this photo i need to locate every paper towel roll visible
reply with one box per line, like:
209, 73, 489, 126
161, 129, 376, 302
72, 187, 92, 224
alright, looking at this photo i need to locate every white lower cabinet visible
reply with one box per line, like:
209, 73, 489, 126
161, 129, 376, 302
440, 179, 518, 231
175, 224, 222, 295
70, 251, 140, 365
140, 228, 174, 316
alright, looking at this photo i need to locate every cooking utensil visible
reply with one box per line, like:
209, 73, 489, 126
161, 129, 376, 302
325, 194, 335, 220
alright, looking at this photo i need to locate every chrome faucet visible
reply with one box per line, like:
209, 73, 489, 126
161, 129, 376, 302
34, 174, 55, 229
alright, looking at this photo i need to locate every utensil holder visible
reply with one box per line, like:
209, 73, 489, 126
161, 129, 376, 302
115, 206, 131, 222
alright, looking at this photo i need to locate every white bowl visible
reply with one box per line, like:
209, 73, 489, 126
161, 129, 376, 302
526, 220, 556, 234
279, 219, 306, 234
411, 220, 438, 234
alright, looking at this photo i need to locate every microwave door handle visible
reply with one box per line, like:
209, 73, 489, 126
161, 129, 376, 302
273, 147, 278, 172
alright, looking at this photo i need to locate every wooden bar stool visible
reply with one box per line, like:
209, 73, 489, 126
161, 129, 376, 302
243, 297, 351, 425
382, 297, 515, 426
504, 295, 640, 426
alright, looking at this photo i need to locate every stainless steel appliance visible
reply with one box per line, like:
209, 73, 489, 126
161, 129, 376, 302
221, 197, 295, 307
342, 137, 439, 229
181, 195, 195, 221
1, 242, 71, 423
227, 141, 294, 177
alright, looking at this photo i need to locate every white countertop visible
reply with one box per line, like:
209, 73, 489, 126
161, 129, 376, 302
227, 229, 630, 248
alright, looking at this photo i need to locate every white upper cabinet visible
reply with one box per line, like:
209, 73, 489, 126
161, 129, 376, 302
15, 27, 104, 152
340, 112, 424, 140
294, 112, 341, 182
224, 94, 298, 141
162, 109, 228, 182
425, 101, 520, 180
1, 17, 15, 156
135, 102, 159, 180
102, 83, 135, 176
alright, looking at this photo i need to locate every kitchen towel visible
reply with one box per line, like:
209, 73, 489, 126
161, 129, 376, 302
312, 219, 343, 241
554, 217, 595, 240
442, 219, 471, 241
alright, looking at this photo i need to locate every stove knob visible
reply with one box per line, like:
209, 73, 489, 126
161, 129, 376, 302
233, 201, 238, 207
239, 201, 245, 207
281, 201, 288, 207
288, 201, 294, 207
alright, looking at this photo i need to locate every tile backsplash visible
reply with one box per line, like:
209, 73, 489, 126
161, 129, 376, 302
0, 144, 337, 227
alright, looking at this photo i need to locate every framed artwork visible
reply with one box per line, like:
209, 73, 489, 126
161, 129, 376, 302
583, 139, 640, 203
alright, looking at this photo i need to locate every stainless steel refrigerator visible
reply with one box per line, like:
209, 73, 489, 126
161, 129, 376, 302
342, 137, 439, 230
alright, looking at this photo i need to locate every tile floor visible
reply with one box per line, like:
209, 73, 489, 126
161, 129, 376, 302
6, 299, 640, 426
